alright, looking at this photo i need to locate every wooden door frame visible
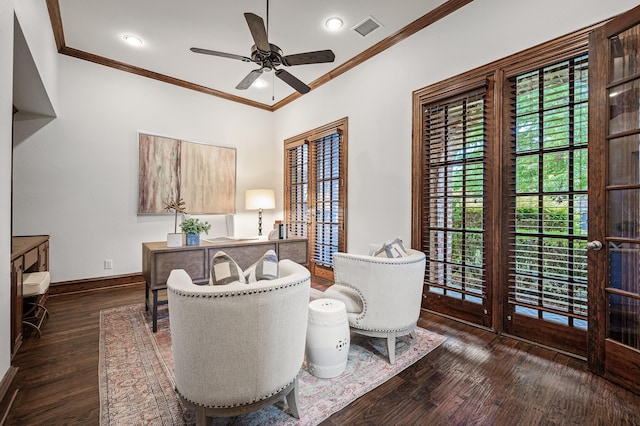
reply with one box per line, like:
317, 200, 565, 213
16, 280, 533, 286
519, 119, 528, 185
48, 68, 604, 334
412, 74, 496, 329
587, 4, 640, 391
283, 117, 348, 281
586, 20, 609, 375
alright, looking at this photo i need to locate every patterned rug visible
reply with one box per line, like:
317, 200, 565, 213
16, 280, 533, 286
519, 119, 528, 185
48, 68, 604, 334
99, 304, 446, 425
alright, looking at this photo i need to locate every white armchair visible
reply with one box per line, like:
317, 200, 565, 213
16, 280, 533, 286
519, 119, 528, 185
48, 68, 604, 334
324, 249, 427, 364
167, 259, 311, 425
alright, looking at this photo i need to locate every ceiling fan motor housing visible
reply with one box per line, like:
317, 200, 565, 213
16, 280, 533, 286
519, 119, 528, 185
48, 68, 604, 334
251, 44, 283, 70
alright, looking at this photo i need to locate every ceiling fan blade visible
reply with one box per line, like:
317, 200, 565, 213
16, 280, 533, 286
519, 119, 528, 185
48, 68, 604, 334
235, 69, 264, 90
190, 47, 252, 63
282, 50, 336, 66
275, 69, 310, 94
244, 13, 270, 53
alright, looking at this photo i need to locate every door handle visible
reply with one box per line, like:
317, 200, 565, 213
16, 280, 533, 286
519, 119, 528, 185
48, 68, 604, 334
586, 240, 603, 251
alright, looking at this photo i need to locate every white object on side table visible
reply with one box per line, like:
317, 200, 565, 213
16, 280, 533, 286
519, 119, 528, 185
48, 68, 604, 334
306, 298, 350, 378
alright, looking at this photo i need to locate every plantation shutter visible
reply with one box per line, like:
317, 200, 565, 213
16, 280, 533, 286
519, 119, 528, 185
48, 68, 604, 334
311, 130, 344, 267
507, 55, 589, 329
284, 118, 347, 280
421, 86, 489, 325
285, 142, 308, 238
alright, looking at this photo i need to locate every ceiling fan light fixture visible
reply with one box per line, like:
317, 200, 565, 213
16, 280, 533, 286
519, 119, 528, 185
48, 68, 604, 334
325, 17, 343, 31
253, 78, 268, 88
123, 34, 143, 47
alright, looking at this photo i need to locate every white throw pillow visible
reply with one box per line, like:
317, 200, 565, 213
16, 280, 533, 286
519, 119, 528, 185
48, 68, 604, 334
210, 251, 246, 285
374, 237, 408, 258
244, 249, 279, 283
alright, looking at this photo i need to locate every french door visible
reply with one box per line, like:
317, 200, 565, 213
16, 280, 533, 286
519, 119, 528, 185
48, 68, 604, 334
504, 55, 590, 356
418, 77, 494, 328
415, 36, 593, 356
415, 6, 640, 392
284, 118, 348, 281
588, 4, 640, 393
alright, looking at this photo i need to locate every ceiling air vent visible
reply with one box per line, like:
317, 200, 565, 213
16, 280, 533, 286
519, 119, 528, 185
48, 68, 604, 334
352, 16, 382, 37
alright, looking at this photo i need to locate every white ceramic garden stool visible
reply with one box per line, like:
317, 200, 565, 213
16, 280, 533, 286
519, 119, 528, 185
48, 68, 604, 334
306, 298, 350, 379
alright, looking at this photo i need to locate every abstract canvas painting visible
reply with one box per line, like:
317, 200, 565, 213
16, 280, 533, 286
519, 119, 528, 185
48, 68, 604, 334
138, 133, 236, 214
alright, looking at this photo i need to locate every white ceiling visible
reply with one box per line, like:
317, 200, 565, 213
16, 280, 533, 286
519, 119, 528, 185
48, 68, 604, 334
57, 0, 449, 107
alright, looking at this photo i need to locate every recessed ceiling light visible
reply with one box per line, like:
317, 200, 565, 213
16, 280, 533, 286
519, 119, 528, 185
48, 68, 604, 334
123, 34, 143, 47
325, 17, 343, 31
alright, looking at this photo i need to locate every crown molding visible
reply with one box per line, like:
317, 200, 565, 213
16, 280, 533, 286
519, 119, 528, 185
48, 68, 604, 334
45, 0, 473, 112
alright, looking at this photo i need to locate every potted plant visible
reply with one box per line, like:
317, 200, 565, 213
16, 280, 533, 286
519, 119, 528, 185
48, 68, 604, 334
180, 217, 212, 246
164, 198, 187, 247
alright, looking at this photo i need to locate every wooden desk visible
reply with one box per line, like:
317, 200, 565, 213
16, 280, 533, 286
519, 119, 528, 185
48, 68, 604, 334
11, 235, 49, 358
142, 238, 308, 331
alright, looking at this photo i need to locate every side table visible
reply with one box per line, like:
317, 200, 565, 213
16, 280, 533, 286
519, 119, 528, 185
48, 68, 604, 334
306, 298, 350, 378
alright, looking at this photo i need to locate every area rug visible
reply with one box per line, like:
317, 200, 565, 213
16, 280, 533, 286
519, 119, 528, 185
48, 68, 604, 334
99, 304, 446, 425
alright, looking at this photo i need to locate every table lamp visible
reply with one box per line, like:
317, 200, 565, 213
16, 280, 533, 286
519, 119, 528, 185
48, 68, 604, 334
245, 189, 275, 236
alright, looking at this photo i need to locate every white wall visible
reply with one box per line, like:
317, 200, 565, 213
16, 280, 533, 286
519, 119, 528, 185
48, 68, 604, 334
273, 0, 638, 255
13, 0, 59, 111
1, 0, 15, 380
12, 53, 275, 282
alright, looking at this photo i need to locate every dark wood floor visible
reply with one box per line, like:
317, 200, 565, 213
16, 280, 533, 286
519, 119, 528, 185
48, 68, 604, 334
5, 283, 640, 425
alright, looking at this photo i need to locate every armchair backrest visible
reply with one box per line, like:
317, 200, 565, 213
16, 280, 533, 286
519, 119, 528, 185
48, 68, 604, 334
333, 249, 426, 331
167, 259, 311, 408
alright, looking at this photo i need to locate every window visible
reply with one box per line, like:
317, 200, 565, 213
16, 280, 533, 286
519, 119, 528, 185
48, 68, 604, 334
423, 89, 487, 304
508, 55, 589, 329
284, 118, 347, 280
286, 143, 309, 238
313, 132, 342, 267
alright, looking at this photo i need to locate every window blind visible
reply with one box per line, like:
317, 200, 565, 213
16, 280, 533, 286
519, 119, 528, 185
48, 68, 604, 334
286, 143, 308, 237
312, 132, 342, 267
423, 89, 487, 303
284, 119, 347, 275
508, 54, 589, 326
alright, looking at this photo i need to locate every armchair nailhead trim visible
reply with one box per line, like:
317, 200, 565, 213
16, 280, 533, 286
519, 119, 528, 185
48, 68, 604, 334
355, 324, 416, 333
177, 378, 296, 409
168, 277, 308, 298
333, 253, 425, 266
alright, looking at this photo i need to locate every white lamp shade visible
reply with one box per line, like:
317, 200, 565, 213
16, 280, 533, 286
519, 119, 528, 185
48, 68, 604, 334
245, 189, 275, 210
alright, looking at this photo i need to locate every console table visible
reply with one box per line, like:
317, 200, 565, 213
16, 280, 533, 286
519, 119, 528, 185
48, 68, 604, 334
142, 237, 308, 331
11, 235, 49, 358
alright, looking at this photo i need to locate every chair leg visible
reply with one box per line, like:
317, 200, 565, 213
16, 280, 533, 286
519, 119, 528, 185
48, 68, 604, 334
152, 290, 158, 332
195, 406, 213, 426
35, 303, 49, 319
387, 332, 397, 364
22, 297, 49, 338
286, 377, 301, 419
23, 320, 41, 338
410, 330, 416, 339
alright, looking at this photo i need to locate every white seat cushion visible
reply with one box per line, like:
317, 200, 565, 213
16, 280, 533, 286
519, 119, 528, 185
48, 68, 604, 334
323, 284, 364, 314
23, 271, 51, 297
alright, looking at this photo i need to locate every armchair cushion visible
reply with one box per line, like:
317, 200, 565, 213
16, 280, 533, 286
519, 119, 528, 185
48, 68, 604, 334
324, 284, 363, 314
244, 249, 279, 282
374, 237, 408, 258
210, 251, 246, 285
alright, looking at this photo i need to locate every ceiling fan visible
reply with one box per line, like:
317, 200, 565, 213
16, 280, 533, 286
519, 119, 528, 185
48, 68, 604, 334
190, 4, 335, 95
